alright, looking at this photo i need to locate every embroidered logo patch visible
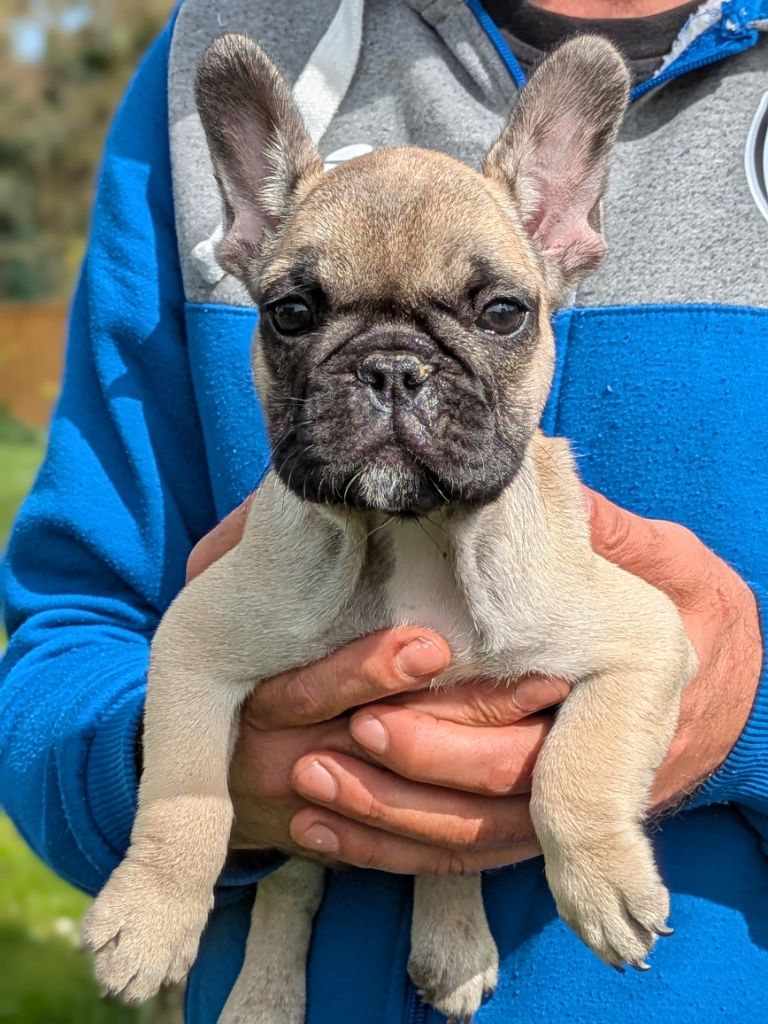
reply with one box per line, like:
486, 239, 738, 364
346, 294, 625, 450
745, 92, 768, 224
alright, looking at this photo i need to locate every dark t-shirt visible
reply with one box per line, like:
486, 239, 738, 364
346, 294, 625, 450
484, 0, 701, 83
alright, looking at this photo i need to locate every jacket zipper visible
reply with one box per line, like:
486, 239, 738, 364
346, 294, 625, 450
630, 43, 755, 101
465, 0, 527, 88
465, 0, 759, 104
408, 988, 428, 1024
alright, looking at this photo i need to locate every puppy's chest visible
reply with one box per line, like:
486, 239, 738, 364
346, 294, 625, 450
352, 522, 484, 675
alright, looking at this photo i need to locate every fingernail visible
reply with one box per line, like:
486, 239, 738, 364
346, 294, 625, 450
512, 677, 568, 712
397, 637, 447, 679
350, 714, 388, 754
295, 761, 337, 802
297, 823, 339, 854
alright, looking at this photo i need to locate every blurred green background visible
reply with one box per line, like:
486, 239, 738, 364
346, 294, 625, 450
1, 2, 179, 1021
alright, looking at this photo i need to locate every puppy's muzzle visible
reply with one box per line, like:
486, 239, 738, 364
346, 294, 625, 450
355, 351, 435, 404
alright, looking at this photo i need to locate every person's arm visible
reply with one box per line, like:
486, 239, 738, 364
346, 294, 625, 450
0, 16, 217, 896
582, 491, 765, 813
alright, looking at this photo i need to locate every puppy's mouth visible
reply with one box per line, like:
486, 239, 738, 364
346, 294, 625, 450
273, 440, 447, 514
269, 339, 527, 513
273, 438, 508, 515
339, 445, 449, 514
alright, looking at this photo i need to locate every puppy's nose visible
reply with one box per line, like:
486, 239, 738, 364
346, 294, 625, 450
356, 352, 434, 396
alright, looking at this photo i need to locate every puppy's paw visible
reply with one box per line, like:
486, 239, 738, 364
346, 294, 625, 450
546, 831, 670, 970
408, 927, 498, 1023
82, 857, 212, 1003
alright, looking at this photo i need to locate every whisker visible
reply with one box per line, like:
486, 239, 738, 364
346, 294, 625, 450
342, 468, 365, 506
352, 513, 396, 554
415, 516, 447, 559
423, 513, 455, 541
431, 477, 450, 504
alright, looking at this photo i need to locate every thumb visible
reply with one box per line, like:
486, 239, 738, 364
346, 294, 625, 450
186, 496, 252, 581
583, 486, 697, 587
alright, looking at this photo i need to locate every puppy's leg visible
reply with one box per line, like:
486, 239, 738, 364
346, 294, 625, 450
409, 875, 498, 1024
531, 584, 696, 969
220, 858, 325, 1024
82, 629, 251, 1002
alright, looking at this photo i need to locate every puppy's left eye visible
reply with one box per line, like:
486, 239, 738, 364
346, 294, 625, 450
475, 300, 527, 336
268, 296, 315, 336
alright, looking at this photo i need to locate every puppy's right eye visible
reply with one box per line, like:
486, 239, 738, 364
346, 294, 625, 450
268, 296, 315, 336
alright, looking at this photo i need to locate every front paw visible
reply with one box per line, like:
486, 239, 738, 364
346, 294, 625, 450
545, 831, 671, 970
82, 857, 212, 1002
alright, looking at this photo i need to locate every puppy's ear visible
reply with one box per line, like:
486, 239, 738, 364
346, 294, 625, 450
195, 34, 323, 278
484, 36, 629, 297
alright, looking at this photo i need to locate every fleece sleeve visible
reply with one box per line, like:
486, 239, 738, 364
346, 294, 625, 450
0, 17, 219, 896
689, 581, 768, 845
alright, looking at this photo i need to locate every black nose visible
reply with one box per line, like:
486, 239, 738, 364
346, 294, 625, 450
356, 352, 434, 396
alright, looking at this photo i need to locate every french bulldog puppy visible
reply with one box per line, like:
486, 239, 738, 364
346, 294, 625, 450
83, 33, 696, 1024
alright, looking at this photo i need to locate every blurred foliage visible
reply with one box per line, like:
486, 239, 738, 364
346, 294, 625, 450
0, 815, 186, 1023
0, 402, 44, 445
0, 817, 137, 1024
0, 1, 170, 301
0, 9, 181, 1020
0, 438, 42, 553
0, 414, 184, 1018
0, 405, 44, 625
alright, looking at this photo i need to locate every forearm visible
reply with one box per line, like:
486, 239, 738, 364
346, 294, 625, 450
0, 625, 146, 893
689, 581, 768, 816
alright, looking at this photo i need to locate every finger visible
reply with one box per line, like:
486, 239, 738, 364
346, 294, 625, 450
584, 486, 704, 594
186, 497, 252, 581
245, 629, 450, 730
290, 807, 541, 875
383, 676, 570, 725
291, 752, 535, 850
231, 716, 363, 803
348, 705, 554, 794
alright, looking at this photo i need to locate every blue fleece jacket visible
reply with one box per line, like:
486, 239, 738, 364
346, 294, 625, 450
2, 5, 768, 1023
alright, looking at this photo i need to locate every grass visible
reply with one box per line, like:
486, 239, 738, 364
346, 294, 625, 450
0, 417, 156, 1022
0, 441, 43, 545
0, 403, 45, 548
0, 818, 138, 1024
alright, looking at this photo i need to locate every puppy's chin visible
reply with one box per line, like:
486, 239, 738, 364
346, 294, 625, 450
346, 462, 445, 515
275, 449, 515, 515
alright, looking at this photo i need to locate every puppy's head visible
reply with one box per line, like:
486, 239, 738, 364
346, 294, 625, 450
196, 36, 628, 514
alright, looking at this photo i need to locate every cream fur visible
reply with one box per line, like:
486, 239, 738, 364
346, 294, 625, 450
83, 440, 695, 1021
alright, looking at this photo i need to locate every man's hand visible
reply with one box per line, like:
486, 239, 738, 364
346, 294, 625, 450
584, 488, 763, 809
187, 487, 763, 872
229, 634, 552, 873
337, 491, 762, 825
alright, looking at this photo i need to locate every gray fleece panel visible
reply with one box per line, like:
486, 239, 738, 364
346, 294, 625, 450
169, 0, 340, 307
583, 40, 768, 308
318, 2, 517, 168
169, 0, 768, 309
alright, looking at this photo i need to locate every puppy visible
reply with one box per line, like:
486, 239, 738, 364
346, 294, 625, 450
83, 34, 696, 1024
